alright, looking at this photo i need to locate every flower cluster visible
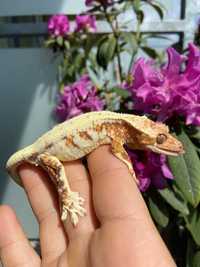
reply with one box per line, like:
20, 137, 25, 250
126, 43, 200, 126
55, 75, 104, 121
48, 14, 96, 36
128, 150, 173, 192
75, 15, 96, 32
48, 15, 70, 37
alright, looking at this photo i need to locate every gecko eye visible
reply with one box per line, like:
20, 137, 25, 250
156, 134, 167, 144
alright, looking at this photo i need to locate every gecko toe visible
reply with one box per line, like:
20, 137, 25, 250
61, 191, 86, 226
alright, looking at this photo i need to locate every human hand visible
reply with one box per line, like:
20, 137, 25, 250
0, 145, 176, 267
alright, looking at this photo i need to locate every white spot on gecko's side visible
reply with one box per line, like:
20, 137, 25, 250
73, 135, 90, 148
87, 129, 99, 142
98, 128, 107, 139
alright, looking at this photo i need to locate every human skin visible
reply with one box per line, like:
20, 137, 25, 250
0, 145, 176, 267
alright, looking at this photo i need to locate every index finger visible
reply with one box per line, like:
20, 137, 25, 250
87, 145, 176, 266
87, 145, 150, 224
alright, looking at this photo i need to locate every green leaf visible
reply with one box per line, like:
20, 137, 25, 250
121, 32, 138, 54
110, 87, 130, 98
185, 209, 200, 246
148, 193, 169, 227
150, 3, 164, 20
123, 1, 133, 12
142, 34, 171, 42
133, 0, 141, 11
59, 83, 65, 93
97, 38, 109, 70
145, 1, 165, 20
74, 53, 84, 69
158, 188, 189, 215
168, 129, 200, 207
186, 238, 200, 267
186, 237, 196, 267
106, 36, 117, 60
193, 251, 200, 267
152, 0, 166, 11
141, 46, 158, 59
195, 146, 200, 154
44, 38, 55, 47
56, 36, 63, 46
96, 35, 117, 70
186, 126, 200, 140
64, 40, 70, 50
137, 10, 144, 24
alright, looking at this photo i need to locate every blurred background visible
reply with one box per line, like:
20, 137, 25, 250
0, 0, 200, 263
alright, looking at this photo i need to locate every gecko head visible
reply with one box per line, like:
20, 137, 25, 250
145, 131, 185, 156
127, 115, 184, 156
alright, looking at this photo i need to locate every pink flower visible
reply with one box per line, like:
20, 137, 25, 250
48, 14, 70, 37
75, 15, 96, 32
85, 0, 114, 6
128, 150, 173, 192
55, 75, 104, 121
85, 0, 94, 5
125, 43, 200, 126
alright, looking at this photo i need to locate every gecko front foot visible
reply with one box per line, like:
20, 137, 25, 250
61, 190, 86, 226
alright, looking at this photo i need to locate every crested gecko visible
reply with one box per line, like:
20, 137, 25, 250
6, 111, 184, 226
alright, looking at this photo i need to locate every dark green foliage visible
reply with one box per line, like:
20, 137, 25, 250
168, 130, 200, 207
148, 191, 169, 227
96, 35, 117, 70
147, 128, 200, 266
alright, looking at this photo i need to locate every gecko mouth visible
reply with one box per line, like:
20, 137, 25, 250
146, 145, 184, 156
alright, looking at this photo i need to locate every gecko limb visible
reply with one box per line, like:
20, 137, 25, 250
37, 153, 86, 226
111, 140, 139, 185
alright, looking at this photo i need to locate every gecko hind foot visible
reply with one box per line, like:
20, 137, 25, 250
61, 191, 86, 226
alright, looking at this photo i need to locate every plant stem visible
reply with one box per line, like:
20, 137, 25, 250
104, 7, 123, 83
127, 6, 142, 74
115, 18, 123, 83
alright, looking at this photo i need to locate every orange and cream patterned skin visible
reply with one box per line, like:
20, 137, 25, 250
6, 111, 184, 226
